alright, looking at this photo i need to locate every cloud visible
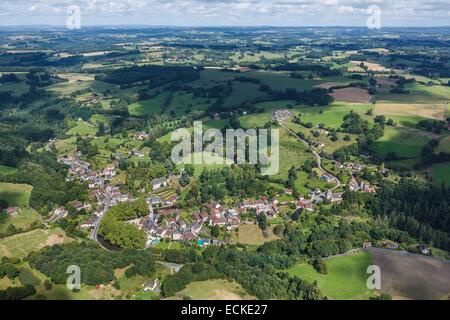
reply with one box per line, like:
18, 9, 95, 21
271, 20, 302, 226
0, 0, 449, 26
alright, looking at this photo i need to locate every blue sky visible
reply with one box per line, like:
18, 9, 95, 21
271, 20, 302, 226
0, 0, 449, 27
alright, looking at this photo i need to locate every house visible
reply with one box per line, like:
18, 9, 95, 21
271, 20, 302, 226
156, 208, 179, 216
385, 241, 399, 250
182, 232, 196, 242
151, 177, 168, 190
418, 245, 430, 255
210, 216, 227, 227
80, 218, 96, 229
190, 222, 203, 235
142, 280, 158, 292
320, 174, 335, 183
6, 207, 19, 216
172, 231, 183, 241
363, 241, 372, 249
297, 199, 314, 212
52, 207, 68, 220
165, 194, 178, 205
146, 197, 163, 206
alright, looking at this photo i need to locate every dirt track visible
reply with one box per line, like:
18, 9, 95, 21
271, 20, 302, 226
368, 248, 450, 300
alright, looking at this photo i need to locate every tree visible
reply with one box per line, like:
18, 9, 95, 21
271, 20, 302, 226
211, 225, 220, 238
257, 214, 268, 230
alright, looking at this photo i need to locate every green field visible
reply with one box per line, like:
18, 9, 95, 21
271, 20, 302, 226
432, 162, 450, 188
292, 103, 373, 129
275, 129, 315, 180
66, 120, 98, 136
370, 126, 430, 159
377, 83, 450, 103
436, 136, 450, 154
285, 251, 373, 300
18, 268, 41, 286
239, 113, 273, 128
0, 228, 71, 258
176, 279, 255, 300
0, 207, 39, 233
36, 285, 96, 300
0, 165, 18, 175
0, 183, 33, 207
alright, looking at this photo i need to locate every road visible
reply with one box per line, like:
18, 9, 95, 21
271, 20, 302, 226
90, 186, 112, 250
278, 121, 342, 191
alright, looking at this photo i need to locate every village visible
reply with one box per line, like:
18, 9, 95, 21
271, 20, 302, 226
47, 150, 387, 251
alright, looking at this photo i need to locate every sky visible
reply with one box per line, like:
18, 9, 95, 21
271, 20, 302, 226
0, 0, 449, 27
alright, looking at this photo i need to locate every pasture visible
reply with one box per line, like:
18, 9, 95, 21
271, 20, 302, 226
285, 251, 373, 300
233, 224, 280, 246
292, 103, 373, 129
275, 129, 314, 180
176, 279, 256, 300
0, 165, 18, 175
377, 83, 450, 103
0, 207, 39, 233
66, 120, 98, 136
0, 183, 33, 207
0, 228, 72, 258
432, 162, 450, 188
370, 126, 430, 159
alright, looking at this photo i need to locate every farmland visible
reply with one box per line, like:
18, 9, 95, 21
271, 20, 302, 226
370, 249, 450, 300
174, 279, 256, 300
0, 228, 72, 258
0, 183, 33, 207
286, 251, 374, 300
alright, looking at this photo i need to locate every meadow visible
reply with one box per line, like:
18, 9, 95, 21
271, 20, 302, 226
0, 207, 39, 233
0, 228, 72, 258
432, 162, 450, 188
292, 103, 373, 129
233, 224, 280, 246
377, 83, 450, 103
285, 251, 373, 300
0, 183, 33, 207
175, 279, 255, 300
370, 126, 430, 160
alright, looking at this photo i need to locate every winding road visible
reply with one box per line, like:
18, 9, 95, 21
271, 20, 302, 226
89, 186, 112, 250
277, 120, 342, 191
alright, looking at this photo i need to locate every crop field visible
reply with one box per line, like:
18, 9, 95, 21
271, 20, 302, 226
0, 183, 33, 207
374, 103, 446, 123
370, 248, 450, 300
286, 251, 374, 300
176, 279, 256, 300
331, 87, 372, 103
0, 228, 72, 258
